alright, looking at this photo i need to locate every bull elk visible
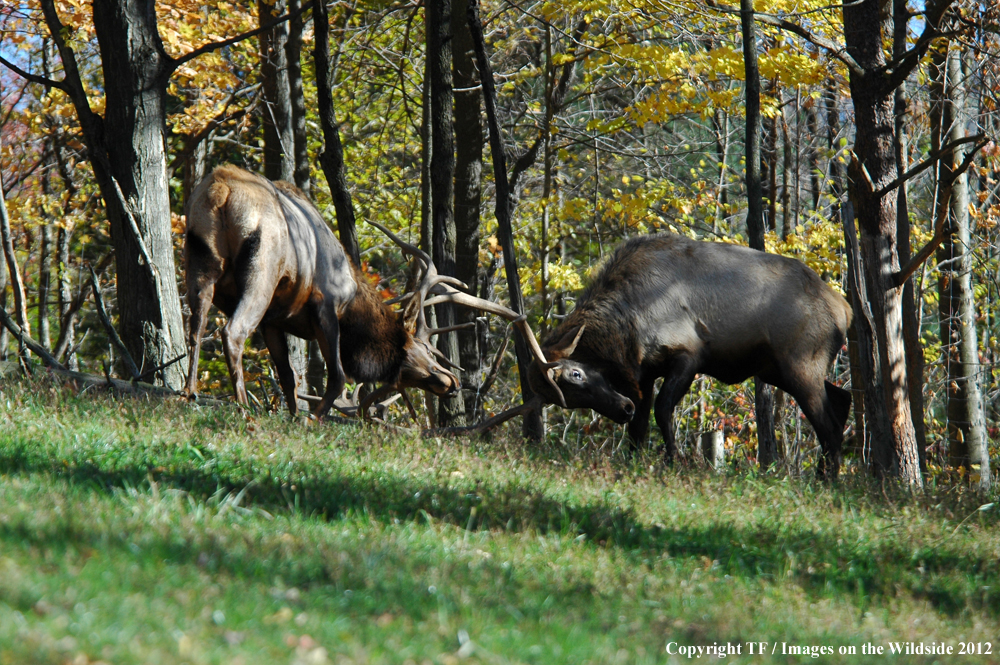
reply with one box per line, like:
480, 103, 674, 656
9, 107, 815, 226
514, 233, 853, 478
182, 164, 460, 417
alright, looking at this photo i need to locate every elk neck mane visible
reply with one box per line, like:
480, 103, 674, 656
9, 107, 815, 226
337, 263, 408, 385
544, 235, 673, 397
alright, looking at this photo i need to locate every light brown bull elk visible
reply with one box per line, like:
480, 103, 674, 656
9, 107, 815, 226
182, 165, 459, 417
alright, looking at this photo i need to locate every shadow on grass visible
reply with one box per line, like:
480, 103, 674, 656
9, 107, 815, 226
1, 438, 999, 618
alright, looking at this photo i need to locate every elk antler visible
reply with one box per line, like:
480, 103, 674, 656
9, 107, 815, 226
367, 220, 566, 406
365, 220, 465, 341
423, 288, 568, 407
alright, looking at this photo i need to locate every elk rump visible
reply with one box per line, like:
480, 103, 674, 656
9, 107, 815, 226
526, 233, 853, 478
183, 165, 459, 416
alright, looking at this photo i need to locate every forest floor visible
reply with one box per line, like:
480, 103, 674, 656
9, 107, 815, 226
2, 375, 1000, 665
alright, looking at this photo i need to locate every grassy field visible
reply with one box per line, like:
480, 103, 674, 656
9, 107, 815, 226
2, 376, 1000, 664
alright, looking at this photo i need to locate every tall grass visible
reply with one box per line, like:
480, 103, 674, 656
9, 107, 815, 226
1, 377, 998, 664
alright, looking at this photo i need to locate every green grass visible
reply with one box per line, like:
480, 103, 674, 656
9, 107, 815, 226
2, 377, 1000, 664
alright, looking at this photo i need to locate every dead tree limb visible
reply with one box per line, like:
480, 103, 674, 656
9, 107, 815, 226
89, 266, 141, 380
422, 396, 543, 437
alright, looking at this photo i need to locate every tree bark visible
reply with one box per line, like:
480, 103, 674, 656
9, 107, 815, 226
842, 0, 921, 484
286, 0, 310, 195
313, 0, 360, 266
452, 0, 484, 421
892, 0, 927, 472
712, 106, 729, 228
87, 0, 189, 387
53, 142, 79, 369
780, 96, 792, 239
38, 173, 54, 349
259, 0, 295, 183
428, 0, 465, 426
468, 0, 543, 439
0, 166, 29, 345
763, 80, 778, 231
259, 0, 306, 399
740, 0, 779, 469
932, 41, 990, 487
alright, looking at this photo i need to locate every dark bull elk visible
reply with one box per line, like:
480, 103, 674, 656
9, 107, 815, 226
182, 164, 459, 416
523, 233, 854, 478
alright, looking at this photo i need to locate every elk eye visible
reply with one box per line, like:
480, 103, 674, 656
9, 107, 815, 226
571, 369, 583, 381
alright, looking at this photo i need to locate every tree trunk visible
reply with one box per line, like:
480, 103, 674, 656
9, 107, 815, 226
428, 0, 465, 426
259, 0, 295, 183
87, 0, 188, 387
286, 0, 310, 195
807, 100, 820, 211
933, 41, 990, 487
468, 0, 543, 439
313, 0, 360, 266
419, 38, 440, 426
259, 0, 306, 399
452, 0, 484, 421
38, 176, 53, 349
892, 0, 927, 472
0, 224, 7, 358
842, 0, 921, 484
763, 81, 778, 231
0, 166, 29, 343
56, 226, 76, 369
780, 98, 792, 240
712, 106, 729, 228
740, 0, 779, 469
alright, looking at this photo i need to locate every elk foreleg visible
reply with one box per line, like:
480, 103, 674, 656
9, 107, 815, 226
653, 357, 699, 463
311, 300, 346, 419
626, 376, 656, 452
261, 325, 300, 416
184, 281, 215, 397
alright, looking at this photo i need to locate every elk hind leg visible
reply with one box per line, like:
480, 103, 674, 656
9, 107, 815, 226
790, 379, 850, 480
183, 233, 221, 397
220, 228, 278, 407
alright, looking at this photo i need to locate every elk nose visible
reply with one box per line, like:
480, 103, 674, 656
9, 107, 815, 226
623, 400, 635, 419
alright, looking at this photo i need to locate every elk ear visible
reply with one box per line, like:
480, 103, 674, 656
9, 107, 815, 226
551, 324, 586, 357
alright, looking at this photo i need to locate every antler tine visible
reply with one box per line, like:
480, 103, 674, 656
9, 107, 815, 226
365, 219, 463, 341
423, 290, 567, 406
357, 384, 401, 420
426, 321, 477, 338
365, 220, 432, 268
430, 346, 465, 371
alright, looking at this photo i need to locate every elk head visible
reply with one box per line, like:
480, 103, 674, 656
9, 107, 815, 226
523, 325, 636, 424
365, 220, 464, 397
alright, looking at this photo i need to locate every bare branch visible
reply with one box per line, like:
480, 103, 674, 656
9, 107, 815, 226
0, 52, 69, 93
875, 134, 987, 198
164, 3, 311, 74
890, 137, 987, 287
52, 252, 113, 360
0, 307, 66, 370
422, 396, 543, 437
880, 0, 958, 92
89, 266, 141, 380
508, 19, 589, 191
